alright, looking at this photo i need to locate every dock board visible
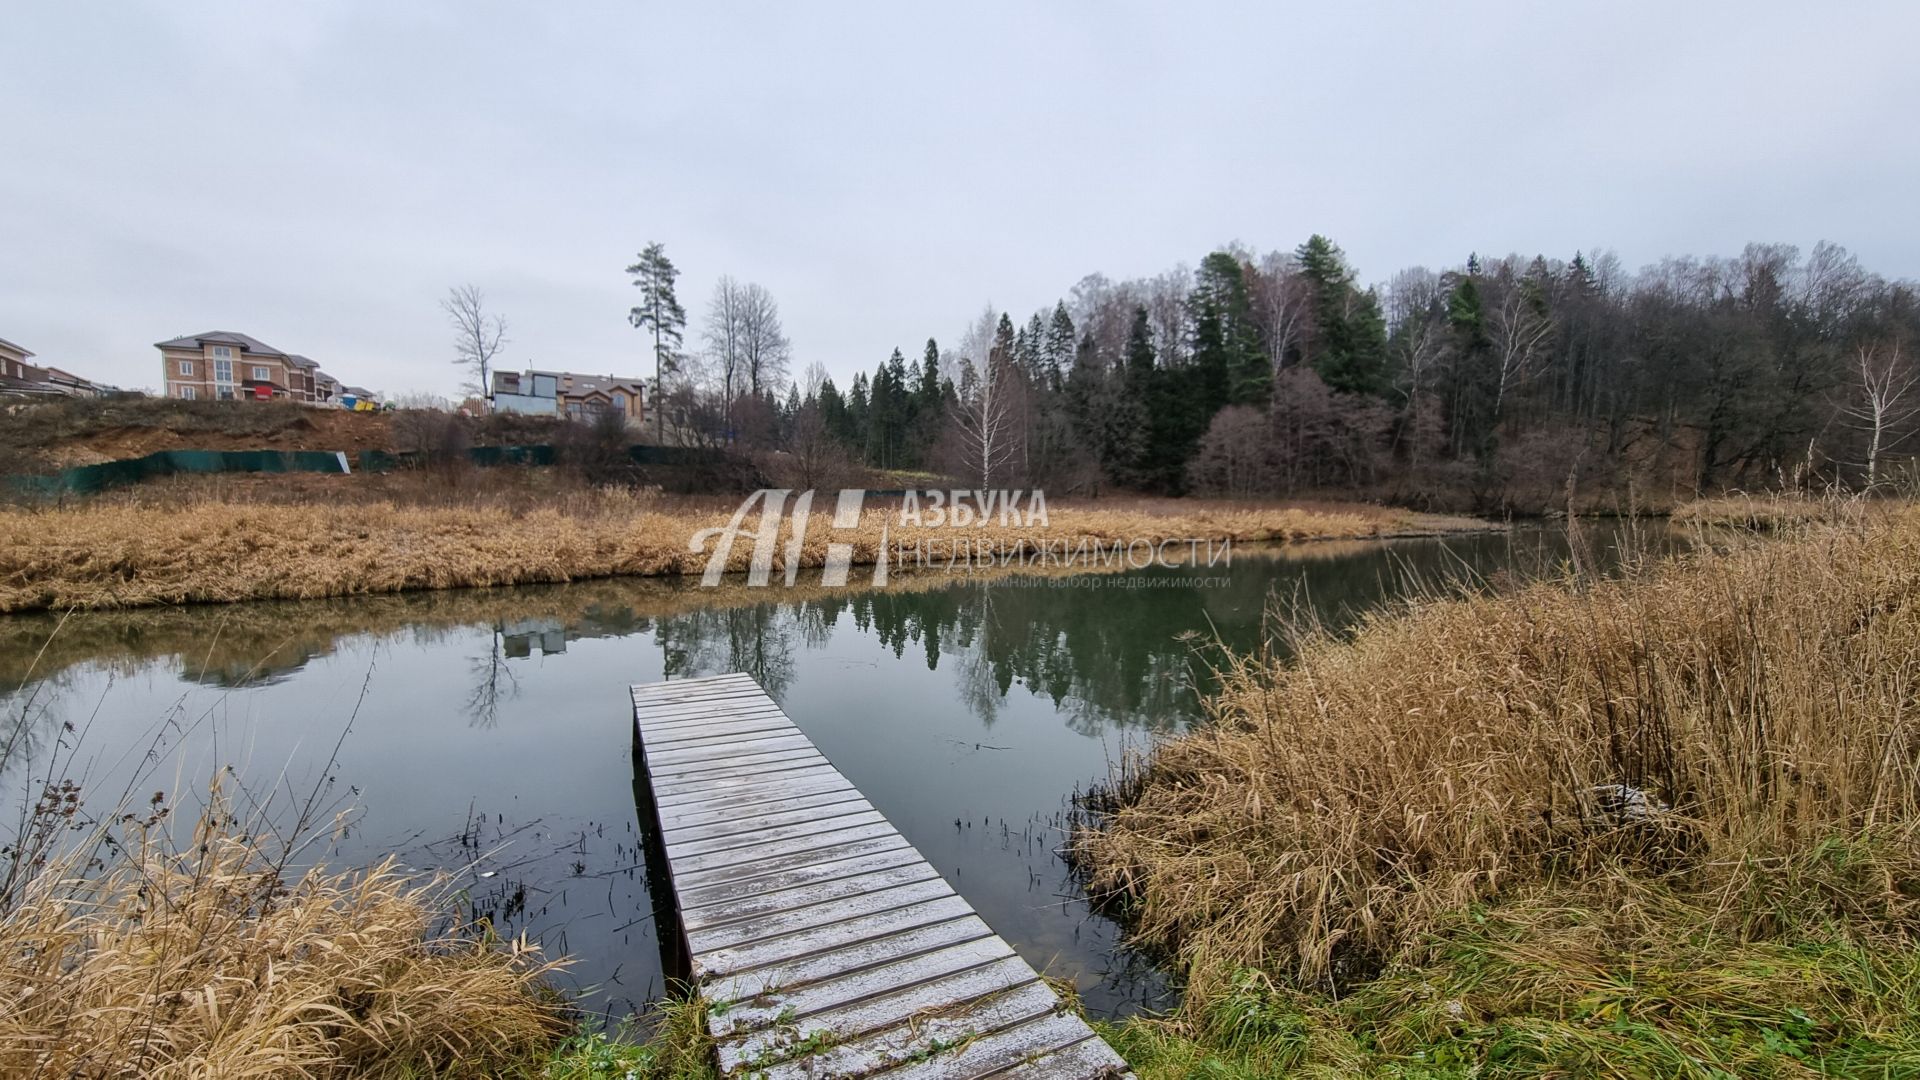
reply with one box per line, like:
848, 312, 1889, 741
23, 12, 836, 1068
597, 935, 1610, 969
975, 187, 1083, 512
633, 673, 1133, 1079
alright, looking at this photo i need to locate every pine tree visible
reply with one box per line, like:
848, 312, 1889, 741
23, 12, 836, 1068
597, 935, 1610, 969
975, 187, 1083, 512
1111, 306, 1158, 488
1195, 251, 1268, 405
625, 241, 687, 442
1296, 234, 1388, 395
818, 377, 850, 445
1022, 313, 1047, 379
1044, 303, 1076, 393
1443, 272, 1498, 457
848, 372, 870, 454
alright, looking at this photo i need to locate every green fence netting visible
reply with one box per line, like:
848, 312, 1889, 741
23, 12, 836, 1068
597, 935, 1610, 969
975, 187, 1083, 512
13, 449, 353, 495
12, 443, 734, 495
357, 444, 724, 471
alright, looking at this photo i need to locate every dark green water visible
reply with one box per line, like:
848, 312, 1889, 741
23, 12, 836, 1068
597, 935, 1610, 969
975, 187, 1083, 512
0, 523, 1660, 1021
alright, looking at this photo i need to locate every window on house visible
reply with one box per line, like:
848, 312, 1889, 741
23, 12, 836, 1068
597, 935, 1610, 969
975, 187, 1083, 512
611, 391, 627, 411
214, 359, 233, 385
179, 360, 194, 376
251, 365, 270, 382
179, 385, 197, 400
212, 345, 233, 360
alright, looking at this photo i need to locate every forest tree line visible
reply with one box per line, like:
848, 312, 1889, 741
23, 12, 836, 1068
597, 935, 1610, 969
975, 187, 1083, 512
635, 236, 1919, 511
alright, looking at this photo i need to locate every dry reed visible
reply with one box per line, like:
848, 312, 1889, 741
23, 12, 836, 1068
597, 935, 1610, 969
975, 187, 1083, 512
1668, 491, 1854, 531
0, 492, 1490, 613
1073, 507, 1920, 992
0, 797, 569, 1078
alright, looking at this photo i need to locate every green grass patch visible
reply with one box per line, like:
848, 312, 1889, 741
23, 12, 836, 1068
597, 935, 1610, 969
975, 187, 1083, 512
1102, 892, 1920, 1080
539, 997, 715, 1080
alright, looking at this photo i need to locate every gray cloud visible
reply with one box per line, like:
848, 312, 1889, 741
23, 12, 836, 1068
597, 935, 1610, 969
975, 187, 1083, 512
3, 1, 1915, 395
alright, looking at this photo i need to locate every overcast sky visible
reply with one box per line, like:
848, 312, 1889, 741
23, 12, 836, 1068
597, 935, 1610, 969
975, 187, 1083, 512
3, 2, 1915, 397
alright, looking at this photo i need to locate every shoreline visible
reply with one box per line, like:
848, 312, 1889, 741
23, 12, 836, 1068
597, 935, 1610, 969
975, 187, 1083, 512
0, 495, 1499, 614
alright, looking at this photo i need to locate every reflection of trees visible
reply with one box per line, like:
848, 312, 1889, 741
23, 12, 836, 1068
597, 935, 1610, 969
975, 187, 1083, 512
655, 603, 798, 701
796, 574, 1229, 734
464, 628, 520, 729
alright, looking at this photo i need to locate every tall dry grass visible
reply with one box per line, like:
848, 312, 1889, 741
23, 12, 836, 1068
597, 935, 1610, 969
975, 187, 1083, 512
1073, 508, 1920, 992
1668, 491, 1855, 531
0, 491, 1490, 613
0, 791, 569, 1078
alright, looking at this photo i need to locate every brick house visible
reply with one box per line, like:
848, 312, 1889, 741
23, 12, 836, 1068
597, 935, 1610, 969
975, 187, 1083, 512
155, 331, 341, 404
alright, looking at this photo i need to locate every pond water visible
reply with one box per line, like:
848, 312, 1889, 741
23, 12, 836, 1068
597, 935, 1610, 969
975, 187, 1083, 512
0, 522, 1663, 1022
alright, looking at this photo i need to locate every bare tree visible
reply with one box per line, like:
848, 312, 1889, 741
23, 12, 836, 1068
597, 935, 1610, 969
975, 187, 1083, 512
441, 285, 508, 403
801, 361, 829, 398
951, 307, 1018, 487
736, 282, 791, 397
1254, 251, 1313, 380
1487, 274, 1555, 422
1843, 341, 1919, 486
703, 275, 746, 425
772, 401, 859, 489
1188, 404, 1270, 496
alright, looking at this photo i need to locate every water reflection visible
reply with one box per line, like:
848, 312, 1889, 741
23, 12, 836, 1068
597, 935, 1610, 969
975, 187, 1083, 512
0, 524, 1664, 1021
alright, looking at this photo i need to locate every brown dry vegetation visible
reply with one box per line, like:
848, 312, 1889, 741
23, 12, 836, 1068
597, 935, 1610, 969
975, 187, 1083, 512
0, 488, 1491, 613
0, 799, 568, 1078
1073, 509, 1920, 996
1668, 490, 1854, 531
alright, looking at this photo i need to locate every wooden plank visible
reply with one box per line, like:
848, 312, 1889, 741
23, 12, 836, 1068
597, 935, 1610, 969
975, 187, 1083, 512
694, 895, 979, 978
647, 732, 815, 766
664, 786, 866, 832
863, 1011, 1105, 1079
633, 674, 1132, 1079
993, 1036, 1134, 1077
652, 742, 824, 773
725, 976, 1048, 1075
663, 797, 878, 847
665, 809, 889, 859
674, 834, 915, 891
704, 916, 998, 1005
667, 821, 903, 878
654, 765, 847, 809
686, 877, 958, 953
707, 937, 1018, 1037
683, 862, 942, 931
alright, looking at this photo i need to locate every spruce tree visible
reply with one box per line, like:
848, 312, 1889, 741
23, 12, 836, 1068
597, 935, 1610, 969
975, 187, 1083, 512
1044, 303, 1076, 392
1296, 234, 1388, 395
1195, 251, 1268, 404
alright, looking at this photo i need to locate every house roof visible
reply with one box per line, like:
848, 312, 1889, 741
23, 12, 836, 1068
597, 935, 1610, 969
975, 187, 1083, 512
284, 353, 319, 370
0, 336, 33, 358
153, 331, 287, 356
530, 369, 647, 396
0, 369, 68, 397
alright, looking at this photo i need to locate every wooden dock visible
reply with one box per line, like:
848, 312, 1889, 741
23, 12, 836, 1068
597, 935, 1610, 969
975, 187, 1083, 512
632, 673, 1133, 1079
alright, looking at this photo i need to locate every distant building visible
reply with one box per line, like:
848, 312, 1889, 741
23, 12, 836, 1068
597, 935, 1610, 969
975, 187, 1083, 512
0, 337, 112, 398
491, 368, 645, 424
155, 331, 343, 404
0, 337, 35, 382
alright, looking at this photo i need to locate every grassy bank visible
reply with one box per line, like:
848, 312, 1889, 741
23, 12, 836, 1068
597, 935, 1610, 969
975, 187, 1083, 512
1074, 508, 1920, 1076
0, 487, 1489, 613
0, 793, 575, 1077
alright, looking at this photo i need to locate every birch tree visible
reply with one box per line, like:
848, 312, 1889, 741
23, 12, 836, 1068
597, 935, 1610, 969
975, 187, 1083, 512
441, 284, 508, 403
703, 276, 746, 426
1844, 341, 1919, 486
952, 307, 1018, 487
737, 282, 791, 397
